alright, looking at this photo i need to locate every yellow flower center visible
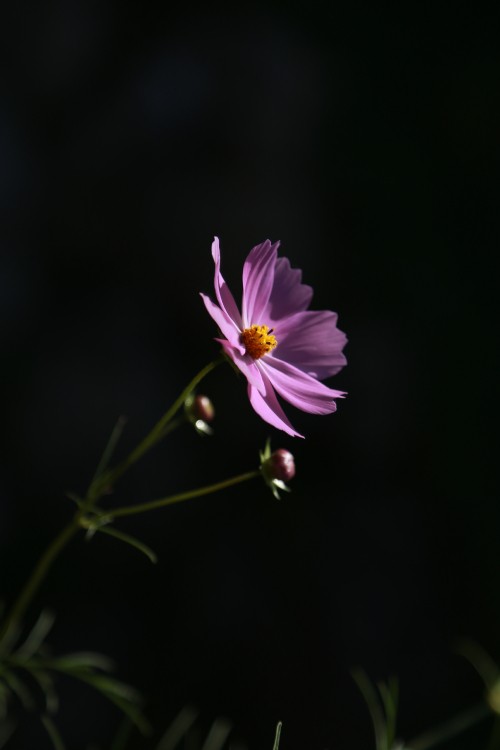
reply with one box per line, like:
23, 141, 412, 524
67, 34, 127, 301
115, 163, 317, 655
241, 325, 278, 359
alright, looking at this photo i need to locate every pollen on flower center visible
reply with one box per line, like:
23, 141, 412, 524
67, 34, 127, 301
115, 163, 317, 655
241, 325, 278, 359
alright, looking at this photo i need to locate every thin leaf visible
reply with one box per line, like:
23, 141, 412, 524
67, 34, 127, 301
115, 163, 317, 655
3, 669, 35, 711
201, 718, 232, 750
156, 706, 199, 750
41, 714, 66, 750
0, 618, 21, 657
352, 668, 386, 750
100, 692, 151, 736
73, 671, 141, 702
110, 716, 135, 750
15, 610, 55, 660
28, 668, 59, 714
50, 664, 150, 735
379, 677, 399, 748
89, 416, 128, 493
1, 668, 35, 710
272, 722, 282, 750
65, 491, 84, 508
92, 525, 158, 564
455, 638, 499, 689
48, 651, 115, 673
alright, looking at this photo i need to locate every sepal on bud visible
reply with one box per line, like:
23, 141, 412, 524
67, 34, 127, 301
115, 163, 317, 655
185, 393, 215, 436
259, 440, 295, 499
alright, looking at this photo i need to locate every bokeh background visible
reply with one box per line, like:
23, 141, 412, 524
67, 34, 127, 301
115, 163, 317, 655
1, 2, 498, 748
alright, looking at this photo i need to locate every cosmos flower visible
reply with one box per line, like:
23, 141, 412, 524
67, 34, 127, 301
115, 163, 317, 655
200, 237, 347, 437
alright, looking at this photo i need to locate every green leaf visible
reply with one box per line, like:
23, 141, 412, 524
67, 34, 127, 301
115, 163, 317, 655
272, 721, 282, 750
156, 706, 198, 750
378, 677, 399, 749
200, 718, 232, 750
65, 491, 84, 508
110, 716, 135, 750
73, 671, 141, 702
48, 651, 115, 673
0, 618, 21, 657
43, 662, 150, 735
15, 610, 55, 660
352, 668, 386, 750
455, 638, 499, 689
92, 525, 158, 564
1, 668, 35, 710
28, 668, 59, 714
41, 714, 66, 750
88, 415, 128, 494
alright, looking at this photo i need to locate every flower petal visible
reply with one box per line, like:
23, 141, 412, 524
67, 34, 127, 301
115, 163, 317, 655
200, 293, 244, 352
262, 357, 346, 414
212, 237, 243, 328
217, 339, 266, 394
263, 256, 313, 327
241, 240, 279, 327
272, 310, 348, 378
248, 369, 304, 438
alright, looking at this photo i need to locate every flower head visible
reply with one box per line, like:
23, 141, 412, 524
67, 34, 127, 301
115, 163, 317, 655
200, 237, 347, 437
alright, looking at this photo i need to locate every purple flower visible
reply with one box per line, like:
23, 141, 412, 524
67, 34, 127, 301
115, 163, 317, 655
200, 237, 347, 438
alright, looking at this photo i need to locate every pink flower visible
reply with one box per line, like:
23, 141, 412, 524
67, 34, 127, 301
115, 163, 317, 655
200, 237, 347, 438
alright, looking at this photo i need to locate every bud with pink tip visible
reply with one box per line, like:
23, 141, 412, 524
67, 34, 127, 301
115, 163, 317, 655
265, 449, 296, 482
185, 393, 215, 435
259, 440, 295, 499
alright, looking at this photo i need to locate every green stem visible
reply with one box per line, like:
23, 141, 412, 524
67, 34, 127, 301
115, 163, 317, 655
93, 358, 223, 493
0, 359, 224, 640
0, 515, 82, 642
407, 701, 490, 750
108, 470, 261, 519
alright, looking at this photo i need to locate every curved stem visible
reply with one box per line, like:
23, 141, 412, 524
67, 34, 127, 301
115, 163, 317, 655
108, 470, 261, 519
0, 515, 82, 642
0, 358, 225, 639
92, 357, 224, 494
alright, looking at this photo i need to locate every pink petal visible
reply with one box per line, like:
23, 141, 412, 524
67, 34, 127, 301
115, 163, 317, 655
272, 310, 348, 379
217, 339, 266, 394
211, 237, 243, 329
200, 293, 244, 352
262, 357, 346, 415
263, 257, 313, 327
241, 240, 280, 327
248, 369, 304, 438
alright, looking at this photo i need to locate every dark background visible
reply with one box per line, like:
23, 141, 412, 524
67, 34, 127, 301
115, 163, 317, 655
1, 2, 499, 748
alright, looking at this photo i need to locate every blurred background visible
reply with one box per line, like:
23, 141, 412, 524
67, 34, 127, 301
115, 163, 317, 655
0, 1, 498, 748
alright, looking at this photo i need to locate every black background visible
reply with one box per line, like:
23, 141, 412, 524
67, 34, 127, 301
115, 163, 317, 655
1, 2, 499, 748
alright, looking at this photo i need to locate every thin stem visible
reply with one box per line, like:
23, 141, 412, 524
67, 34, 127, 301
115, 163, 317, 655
108, 470, 261, 520
93, 358, 224, 493
407, 701, 490, 750
0, 358, 224, 639
0, 515, 82, 642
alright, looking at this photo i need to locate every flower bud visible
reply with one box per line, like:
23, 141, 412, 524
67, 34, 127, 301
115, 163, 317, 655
190, 395, 215, 423
264, 449, 296, 482
185, 393, 215, 435
259, 441, 295, 499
